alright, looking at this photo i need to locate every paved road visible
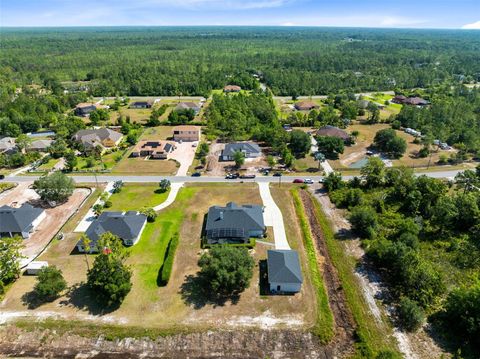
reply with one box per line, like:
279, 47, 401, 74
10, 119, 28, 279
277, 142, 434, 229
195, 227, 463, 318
2, 169, 462, 184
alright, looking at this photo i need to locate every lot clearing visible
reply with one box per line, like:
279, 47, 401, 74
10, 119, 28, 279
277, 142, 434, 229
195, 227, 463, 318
0, 183, 91, 266
330, 122, 458, 170
206, 142, 268, 176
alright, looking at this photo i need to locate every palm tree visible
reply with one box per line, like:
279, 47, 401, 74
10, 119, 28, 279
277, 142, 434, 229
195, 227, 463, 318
455, 170, 479, 194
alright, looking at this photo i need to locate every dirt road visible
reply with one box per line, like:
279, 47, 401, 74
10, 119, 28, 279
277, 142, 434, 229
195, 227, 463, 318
298, 190, 356, 350
0, 326, 340, 358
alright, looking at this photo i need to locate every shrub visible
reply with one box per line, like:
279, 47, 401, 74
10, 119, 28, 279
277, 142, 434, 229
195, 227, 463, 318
103, 200, 112, 208
349, 206, 378, 239
34, 266, 67, 302
198, 246, 254, 297
87, 253, 132, 307
140, 207, 157, 222
158, 233, 179, 286
397, 297, 425, 332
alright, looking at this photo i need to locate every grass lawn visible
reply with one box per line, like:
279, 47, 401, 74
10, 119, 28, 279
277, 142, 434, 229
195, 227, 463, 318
37, 158, 60, 171
109, 108, 153, 124
0, 182, 15, 194
140, 125, 175, 141
294, 154, 322, 174
108, 183, 170, 211
2, 183, 317, 334
112, 156, 178, 176
75, 150, 126, 171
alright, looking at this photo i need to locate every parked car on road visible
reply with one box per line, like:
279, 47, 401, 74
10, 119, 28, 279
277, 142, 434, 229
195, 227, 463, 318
192, 172, 202, 177
240, 174, 256, 179
225, 173, 240, 179
293, 179, 304, 183
304, 179, 314, 184
0, 174, 4, 180
273, 172, 282, 177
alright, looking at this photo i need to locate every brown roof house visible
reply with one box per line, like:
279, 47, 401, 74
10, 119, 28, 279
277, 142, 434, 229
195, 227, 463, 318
294, 101, 319, 111
316, 125, 351, 142
74, 102, 107, 117
131, 140, 175, 159
392, 96, 429, 106
173, 125, 201, 142
72, 128, 123, 153
224, 85, 242, 93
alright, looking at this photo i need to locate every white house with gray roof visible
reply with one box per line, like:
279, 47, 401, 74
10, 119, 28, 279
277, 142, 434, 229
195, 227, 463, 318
77, 211, 147, 253
267, 250, 303, 293
205, 202, 265, 245
221, 142, 262, 161
0, 204, 46, 239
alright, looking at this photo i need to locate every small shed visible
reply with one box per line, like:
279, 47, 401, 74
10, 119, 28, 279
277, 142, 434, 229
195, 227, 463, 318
26, 261, 48, 275
267, 250, 303, 293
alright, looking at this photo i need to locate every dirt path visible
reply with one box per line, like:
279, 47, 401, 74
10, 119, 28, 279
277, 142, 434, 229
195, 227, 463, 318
0, 325, 340, 358
298, 190, 356, 350
309, 186, 446, 359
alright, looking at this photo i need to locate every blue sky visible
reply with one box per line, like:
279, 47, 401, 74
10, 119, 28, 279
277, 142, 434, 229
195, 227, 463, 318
1, 0, 479, 29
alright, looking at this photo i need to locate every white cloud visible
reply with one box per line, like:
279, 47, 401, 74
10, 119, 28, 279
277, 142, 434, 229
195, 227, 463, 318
462, 21, 480, 29
138, 0, 293, 10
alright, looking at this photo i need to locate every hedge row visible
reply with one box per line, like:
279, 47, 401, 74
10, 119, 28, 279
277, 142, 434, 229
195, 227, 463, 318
158, 233, 180, 286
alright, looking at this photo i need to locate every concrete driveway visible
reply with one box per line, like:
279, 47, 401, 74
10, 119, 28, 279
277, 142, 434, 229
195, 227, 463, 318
170, 141, 198, 176
258, 182, 290, 250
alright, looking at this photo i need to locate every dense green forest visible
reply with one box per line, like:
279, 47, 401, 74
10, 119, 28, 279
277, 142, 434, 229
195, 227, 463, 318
1, 27, 480, 96
325, 161, 480, 356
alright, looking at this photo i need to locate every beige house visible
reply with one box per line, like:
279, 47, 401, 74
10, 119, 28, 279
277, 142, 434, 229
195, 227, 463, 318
72, 128, 123, 153
131, 140, 175, 159
172, 125, 201, 142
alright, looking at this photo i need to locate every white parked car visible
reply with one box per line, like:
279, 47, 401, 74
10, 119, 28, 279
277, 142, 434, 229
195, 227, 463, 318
304, 179, 314, 184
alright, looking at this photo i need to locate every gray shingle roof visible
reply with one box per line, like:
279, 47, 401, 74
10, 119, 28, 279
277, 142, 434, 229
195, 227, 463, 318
81, 211, 147, 247
267, 250, 303, 284
175, 102, 199, 111
222, 142, 261, 157
205, 202, 264, 239
0, 204, 45, 235
0, 137, 16, 151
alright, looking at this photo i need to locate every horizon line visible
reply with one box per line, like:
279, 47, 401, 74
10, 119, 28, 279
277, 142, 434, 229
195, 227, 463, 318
0, 24, 472, 30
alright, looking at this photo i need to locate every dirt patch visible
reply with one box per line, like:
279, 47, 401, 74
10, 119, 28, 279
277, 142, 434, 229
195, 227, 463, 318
0, 325, 338, 358
298, 190, 356, 350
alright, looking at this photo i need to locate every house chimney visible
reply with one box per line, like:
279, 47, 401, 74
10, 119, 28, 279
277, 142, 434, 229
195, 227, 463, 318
219, 211, 224, 220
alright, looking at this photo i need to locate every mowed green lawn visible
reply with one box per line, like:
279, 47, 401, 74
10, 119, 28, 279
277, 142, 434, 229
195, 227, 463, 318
108, 183, 170, 211
127, 188, 196, 298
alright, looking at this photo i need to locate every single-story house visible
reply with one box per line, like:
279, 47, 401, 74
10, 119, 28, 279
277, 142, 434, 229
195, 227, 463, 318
205, 202, 266, 245
316, 125, 351, 143
357, 99, 371, 109
77, 211, 147, 253
224, 85, 242, 93
130, 140, 175, 159
72, 128, 123, 153
175, 102, 201, 114
27, 139, 54, 152
392, 95, 429, 106
294, 101, 319, 111
172, 125, 201, 142
129, 101, 153, 109
221, 142, 262, 161
267, 249, 303, 293
74, 102, 107, 117
0, 204, 46, 239
0, 137, 17, 154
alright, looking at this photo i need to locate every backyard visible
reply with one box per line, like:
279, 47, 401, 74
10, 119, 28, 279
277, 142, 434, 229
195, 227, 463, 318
0, 183, 317, 333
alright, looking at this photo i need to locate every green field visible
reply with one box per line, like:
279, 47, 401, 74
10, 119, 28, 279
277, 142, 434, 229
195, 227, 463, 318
108, 183, 171, 211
